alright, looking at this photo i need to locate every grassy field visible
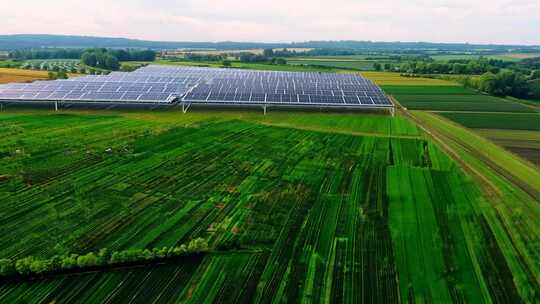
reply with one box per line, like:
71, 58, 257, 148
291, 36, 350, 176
0, 109, 537, 303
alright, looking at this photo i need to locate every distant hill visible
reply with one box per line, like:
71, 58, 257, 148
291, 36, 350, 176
1, 34, 540, 52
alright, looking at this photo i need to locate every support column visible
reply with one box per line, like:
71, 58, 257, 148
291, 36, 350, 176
182, 102, 191, 113
263, 104, 267, 115
54, 101, 58, 112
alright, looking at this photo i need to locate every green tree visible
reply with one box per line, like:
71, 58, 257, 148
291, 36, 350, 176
188, 238, 209, 252
263, 49, 275, 57
0, 259, 15, 276
104, 55, 120, 70
56, 70, 68, 79
222, 60, 232, 67
373, 63, 382, 71
47, 71, 57, 80
15, 257, 34, 275
81, 52, 97, 67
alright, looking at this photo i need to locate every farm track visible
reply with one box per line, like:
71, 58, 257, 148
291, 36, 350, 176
411, 110, 540, 202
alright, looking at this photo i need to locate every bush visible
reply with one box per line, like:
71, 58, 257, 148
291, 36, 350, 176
0, 238, 210, 278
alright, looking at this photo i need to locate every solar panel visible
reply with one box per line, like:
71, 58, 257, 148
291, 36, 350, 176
0, 65, 393, 108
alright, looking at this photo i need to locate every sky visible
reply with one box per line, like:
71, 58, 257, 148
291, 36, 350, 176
2, 0, 540, 45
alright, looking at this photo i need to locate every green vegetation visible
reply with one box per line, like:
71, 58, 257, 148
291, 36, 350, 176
0, 238, 208, 278
474, 129, 540, 166
0, 110, 537, 303
384, 85, 534, 112
21, 59, 81, 73
151, 59, 350, 73
287, 58, 381, 71
439, 112, 540, 131
80, 49, 157, 71
8, 49, 84, 60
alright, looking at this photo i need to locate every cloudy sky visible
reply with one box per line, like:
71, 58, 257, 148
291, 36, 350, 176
2, 0, 539, 45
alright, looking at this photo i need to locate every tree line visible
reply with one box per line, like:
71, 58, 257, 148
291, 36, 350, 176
451, 71, 539, 99
81, 48, 156, 71
238, 52, 286, 65
0, 238, 208, 279
398, 57, 540, 99
9, 49, 84, 60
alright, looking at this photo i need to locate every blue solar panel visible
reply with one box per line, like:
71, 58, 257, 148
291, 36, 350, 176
0, 65, 393, 108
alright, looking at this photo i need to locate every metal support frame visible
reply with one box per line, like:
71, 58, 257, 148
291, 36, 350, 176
181, 100, 191, 113
263, 104, 267, 115
54, 101, 58, 112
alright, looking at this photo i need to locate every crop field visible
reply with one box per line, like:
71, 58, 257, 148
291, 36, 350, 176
393, 94, 535, 112
287, 59, 379, 70
475, 129, 540, 166
151, 59, 349, 73
439, 112, 540, 131
361, 72, 459, 86
0, 68, 49, 84
438, 112, 540, 165
0, 109, 538, 303
429, 53, 539, 62
380, 83, 536, 113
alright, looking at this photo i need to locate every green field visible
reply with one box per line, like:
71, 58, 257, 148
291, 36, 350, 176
439, 112, 540, 131
147, 59, 353, 73
382, 85, 535, 113
429, 53, 538, 62
0, 110, 538, 303
475, 129, 540, 166
287, 59, 380, 71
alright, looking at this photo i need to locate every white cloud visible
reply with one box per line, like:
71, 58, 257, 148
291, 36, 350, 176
1, 0, 539, 44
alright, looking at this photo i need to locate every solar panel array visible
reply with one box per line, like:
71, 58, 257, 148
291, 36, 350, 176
0, 65, 393, 108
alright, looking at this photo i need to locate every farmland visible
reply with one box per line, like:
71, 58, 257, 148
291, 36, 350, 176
379, 84, 535, 113
132, 59, 351, 73
438, 112, 540, 131
428, 53, 540, 62
0, 109, 538, 303
437, 112, 540, 165
361, 72, 459, 86
287, 58, 379, 71
0, 68, 49, 84
476, 129, 540, 166
363, 71, 540, 170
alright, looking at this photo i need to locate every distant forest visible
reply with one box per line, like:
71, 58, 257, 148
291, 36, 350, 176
1, 34, 540, 52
